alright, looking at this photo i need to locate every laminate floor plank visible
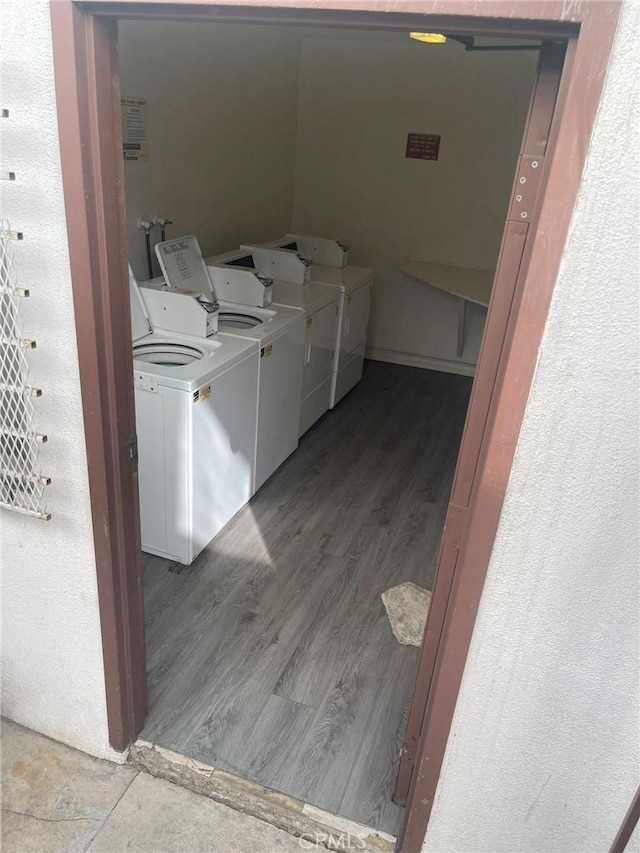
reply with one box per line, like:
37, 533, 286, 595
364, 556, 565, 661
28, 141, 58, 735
274, 524, 394, 709
338, 643, 417, 834
258, 386, 418, 560
145, 547, 341, 750
275, 597, 409, 816
144, 539, 276, 709
215, 694, 318, 785
376, 499, 448, 592
140, 361, 472, 835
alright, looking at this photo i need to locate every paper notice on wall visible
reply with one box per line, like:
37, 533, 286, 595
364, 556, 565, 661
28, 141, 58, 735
121, 97, 150, 161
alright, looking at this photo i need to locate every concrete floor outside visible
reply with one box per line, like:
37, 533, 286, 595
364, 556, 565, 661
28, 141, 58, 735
1, 719, 321, 852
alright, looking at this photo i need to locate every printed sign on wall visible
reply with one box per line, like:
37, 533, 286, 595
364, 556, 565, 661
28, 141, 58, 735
405, 133, 441, 161
121, 96, 150, 162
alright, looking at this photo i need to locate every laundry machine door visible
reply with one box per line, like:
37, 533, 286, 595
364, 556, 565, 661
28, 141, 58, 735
255, 321, 305, 491
341, 280, 372, 364
303, 300, 338, 394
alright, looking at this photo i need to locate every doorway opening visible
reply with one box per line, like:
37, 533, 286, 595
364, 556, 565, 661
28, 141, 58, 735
50, 2, 620, 850
117, 17, 540, 838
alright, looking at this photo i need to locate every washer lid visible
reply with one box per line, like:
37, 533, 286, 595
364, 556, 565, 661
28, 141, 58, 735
309, 264, 373, 292
129, 265, 153, 343
271, 281, 339, 313
155, 235, 216, 300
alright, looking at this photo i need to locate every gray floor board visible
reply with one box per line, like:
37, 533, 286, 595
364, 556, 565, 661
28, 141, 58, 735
216, 694, 318, 785
274, 524, 395, 709
141, 360, 472, 835
338, 643, 417, 833
278, 599, 409, 818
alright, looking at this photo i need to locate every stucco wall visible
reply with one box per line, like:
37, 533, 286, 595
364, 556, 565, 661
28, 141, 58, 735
0, 1, 116, 760
423, 2, 640, 851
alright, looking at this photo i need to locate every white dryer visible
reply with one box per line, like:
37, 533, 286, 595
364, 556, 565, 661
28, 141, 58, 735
258, 238, 373, 408
307, 264, 373, 408
270, 281, 339, 437
130, 271, 259, 565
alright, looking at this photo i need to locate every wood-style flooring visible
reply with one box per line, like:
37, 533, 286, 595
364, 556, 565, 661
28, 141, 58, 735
141, 360, 472, 835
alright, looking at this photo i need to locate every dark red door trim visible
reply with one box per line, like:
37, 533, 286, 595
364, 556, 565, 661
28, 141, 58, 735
610, 786, 640, 853
50, 1, 148, 751
394, 32, 567, 816
49, 1, 621, 848
398, 5, 620, 846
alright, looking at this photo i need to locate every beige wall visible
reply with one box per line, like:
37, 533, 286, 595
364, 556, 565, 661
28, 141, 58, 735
292, 35, 538, 371
118, 26, 537, 372
118, 22, 302, 282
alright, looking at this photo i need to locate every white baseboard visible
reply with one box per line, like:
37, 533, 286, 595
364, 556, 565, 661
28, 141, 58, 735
365, 346, 476, 377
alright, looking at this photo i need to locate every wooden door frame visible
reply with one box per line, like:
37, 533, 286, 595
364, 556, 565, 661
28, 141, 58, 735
49, 2, 621, 850
393, 32, 569, 820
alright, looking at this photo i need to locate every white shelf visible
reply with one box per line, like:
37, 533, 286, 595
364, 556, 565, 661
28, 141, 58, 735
400, 260, 494, 357
400, 260, 493, 307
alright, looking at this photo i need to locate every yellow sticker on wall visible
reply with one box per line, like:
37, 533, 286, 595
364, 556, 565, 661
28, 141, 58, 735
261, 344, 273, 359
306, 317, 313, 328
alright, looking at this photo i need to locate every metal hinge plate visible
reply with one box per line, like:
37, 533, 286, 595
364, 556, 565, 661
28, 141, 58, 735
507, 155, 544, 223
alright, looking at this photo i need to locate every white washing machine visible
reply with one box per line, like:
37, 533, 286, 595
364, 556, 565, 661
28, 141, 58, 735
130, 270, 259, 565
215, 301, 305, 492
270, 281, 339, 436
155, 238, 305, 493
258, 238, 373, 408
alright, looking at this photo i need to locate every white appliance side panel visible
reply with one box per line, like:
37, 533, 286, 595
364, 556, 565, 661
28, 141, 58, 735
331, 344, 366, 408
135, 387, 168, 556
338, 281, 372, 370
135, 384, 189, 562
255, 321, 305, 491
190, 353, 259, 558
299, 375, 332, 437
333, 291, 347, 373
164, 387, 191, 563
303, 299, 338, 394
